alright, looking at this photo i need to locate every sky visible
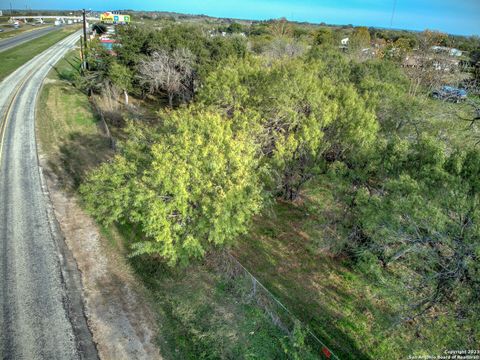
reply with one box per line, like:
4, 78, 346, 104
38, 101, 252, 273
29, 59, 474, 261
2, 0, 480, 36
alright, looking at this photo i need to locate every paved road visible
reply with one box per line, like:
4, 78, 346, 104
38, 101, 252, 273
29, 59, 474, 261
0, 26, 57, 53
0, 32, 97, 360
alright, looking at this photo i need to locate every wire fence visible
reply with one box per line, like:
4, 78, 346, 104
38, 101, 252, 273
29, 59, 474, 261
213, 252, 340, 360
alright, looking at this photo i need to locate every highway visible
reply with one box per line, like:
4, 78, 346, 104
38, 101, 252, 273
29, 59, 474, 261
0, 26, 57, 53
0, 31, 97, 359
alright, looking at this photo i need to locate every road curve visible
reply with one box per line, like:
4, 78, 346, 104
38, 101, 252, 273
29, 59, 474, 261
0, 26, 58, 53
0, 32, 97, 360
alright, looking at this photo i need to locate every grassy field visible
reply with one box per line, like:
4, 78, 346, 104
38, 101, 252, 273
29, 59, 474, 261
0, 26, 79, 81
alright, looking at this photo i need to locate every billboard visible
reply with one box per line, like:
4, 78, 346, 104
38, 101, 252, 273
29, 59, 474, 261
100, 12, 131, 24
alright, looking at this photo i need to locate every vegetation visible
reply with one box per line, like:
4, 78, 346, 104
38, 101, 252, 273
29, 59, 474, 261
0, 26, 79, 81
81, 108, 263, 265
57, 15, 480, 359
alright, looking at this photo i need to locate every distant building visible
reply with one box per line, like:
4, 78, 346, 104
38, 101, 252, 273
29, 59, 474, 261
100, 12, 131, 25
0, 10, 3, 16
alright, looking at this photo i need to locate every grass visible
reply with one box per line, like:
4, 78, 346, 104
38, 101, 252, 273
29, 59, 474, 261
124, 244, 298, 360
36, 49, 112, 190
0, 26, 79, 81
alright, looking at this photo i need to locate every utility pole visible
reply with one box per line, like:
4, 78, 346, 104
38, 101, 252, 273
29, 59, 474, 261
79, 35, 85, 73
10, 2, 13, 15
82, 9, 88, 70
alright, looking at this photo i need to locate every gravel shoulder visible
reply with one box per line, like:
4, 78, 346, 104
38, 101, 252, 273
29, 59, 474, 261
39, 156, 163, 360
36, 71, 162, 359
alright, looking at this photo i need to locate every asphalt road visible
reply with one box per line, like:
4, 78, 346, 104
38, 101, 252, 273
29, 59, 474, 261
0, 26, 57, 53
0, 31, 97, 360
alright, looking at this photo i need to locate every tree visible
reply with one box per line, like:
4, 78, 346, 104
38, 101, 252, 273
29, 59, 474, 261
350, 26, 371, 51
349, 59, 420, 133
198, 57, 378, 200
226, 22, 243, 34
313, 28, 334, 46
115, 25, 151, 67
419, 29, 448, 50
108, 62, 133, 105
349, 137, 480, 321
80, 107, 263, 265
269, 18, 293, 37
91, 23, 107, 35
137, 48, 195, 106
263, 38, 306, 59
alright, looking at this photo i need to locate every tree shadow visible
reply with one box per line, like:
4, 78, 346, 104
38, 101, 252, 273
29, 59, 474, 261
51, 55, 82, 83
55, 131, 113, 191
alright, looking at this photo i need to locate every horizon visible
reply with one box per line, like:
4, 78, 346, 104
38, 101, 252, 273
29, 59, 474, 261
1, 1, 480, 36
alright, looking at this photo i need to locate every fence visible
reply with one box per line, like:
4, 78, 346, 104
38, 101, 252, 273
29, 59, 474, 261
213, 252, 340, 360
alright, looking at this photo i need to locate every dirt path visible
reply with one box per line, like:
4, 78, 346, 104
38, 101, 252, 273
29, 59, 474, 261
39, 154, 162, 360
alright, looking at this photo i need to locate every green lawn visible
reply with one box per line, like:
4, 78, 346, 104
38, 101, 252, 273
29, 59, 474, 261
0, 26, 79, 81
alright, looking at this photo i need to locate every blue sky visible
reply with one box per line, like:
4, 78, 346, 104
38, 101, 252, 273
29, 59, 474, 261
3, 0, 480, 35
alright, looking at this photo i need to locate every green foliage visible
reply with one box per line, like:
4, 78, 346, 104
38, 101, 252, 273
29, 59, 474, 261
198, 56, 377, 199
81, 108, 263, 265
337, 136, 480, 324
226, 22, 244, 34
349, 26, 371, 50
313, 28, 334, 46
116, 23, 247, 79
108, 62, 133, 93
281, 322, 319, 360
349, 59, 420, 133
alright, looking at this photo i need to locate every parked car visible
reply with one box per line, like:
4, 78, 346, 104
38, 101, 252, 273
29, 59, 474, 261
432, 86, 467, 102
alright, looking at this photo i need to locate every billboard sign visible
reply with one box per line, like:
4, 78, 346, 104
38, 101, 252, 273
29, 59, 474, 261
101, 12, 130, 24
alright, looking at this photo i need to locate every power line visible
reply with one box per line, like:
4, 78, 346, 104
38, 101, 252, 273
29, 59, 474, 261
390, 0, 397, 27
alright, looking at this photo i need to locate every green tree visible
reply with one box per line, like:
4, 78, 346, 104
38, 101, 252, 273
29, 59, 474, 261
313, 28, 334, 46
349, 137, 480, 323
350, 59, 420, 133
80, 107, 263, 265
226, 22, 244, 34
198, 57, 377, 200
108, 62, 133, 104
350, 26, 371, 51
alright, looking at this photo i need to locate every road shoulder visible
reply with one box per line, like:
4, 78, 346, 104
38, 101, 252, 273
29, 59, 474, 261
36, 58, 162, 359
